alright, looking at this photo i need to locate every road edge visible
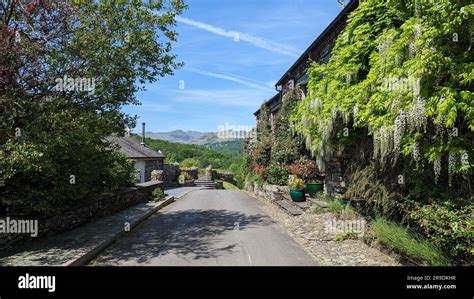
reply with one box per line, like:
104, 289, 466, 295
65, 195, 175, 266
244, 190, 326, 266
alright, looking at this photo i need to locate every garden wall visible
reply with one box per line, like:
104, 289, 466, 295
163, 163, 180, 186
247, 183, 288, 202
144, 159, 164, 182
324, 154, 349, 195
180, 168, 198, 179
215, 171, 236, 185
0, 180, 163, 253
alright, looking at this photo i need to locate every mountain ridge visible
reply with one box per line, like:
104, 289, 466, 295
144, 129, 247, 145
143, 130, 245, 154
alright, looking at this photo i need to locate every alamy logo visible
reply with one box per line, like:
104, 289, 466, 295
217, 123, 254, 140
324, 219, 366, 236
18, 273, 55, 293
0, 217, 38, 237
54, 75, 96, 95
381, 76, 421, 96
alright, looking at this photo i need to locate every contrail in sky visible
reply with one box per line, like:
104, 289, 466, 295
175, 16, 301, 58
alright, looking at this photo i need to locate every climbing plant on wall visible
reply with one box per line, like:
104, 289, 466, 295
252, 104, 273, 168
291, 0, 473, 189
271, 88, 306, 165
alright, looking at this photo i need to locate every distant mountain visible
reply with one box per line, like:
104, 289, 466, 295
145, 130, 207, 144
201, 139, 244, 154
192, 132, 219, 145
144, 130, 245, 154
145, 130, 247, 145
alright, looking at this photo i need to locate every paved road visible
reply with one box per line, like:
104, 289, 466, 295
164, 186, 201, 198
90, 190, 317, 266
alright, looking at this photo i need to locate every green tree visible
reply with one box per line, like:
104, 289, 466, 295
0, 0, 186, 215
180, 158, 200, 168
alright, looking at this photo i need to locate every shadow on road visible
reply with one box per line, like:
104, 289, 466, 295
93, 209, 273, 265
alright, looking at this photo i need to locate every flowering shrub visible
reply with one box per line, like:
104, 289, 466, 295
151, 170, 164, 181
290, 177, 305, 191
404, 200, 473, 265
253, 164, 267, 180
287, 159, 322, 182
180, 158, 200, 168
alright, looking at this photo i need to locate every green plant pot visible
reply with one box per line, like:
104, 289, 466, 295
306, 182, 323, 197
289, 190, 305, 202
339, 198, 349, 205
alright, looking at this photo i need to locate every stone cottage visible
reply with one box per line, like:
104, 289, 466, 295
253, 0, 359, 194
107, 123, 165, 183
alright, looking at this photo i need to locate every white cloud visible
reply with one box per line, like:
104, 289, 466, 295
175, 16, 301, 57
185, 68, 274, 91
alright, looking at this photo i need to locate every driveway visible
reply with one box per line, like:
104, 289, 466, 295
90, 189, 317, 266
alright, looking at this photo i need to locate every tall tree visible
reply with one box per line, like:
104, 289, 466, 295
0, 0, 186, 215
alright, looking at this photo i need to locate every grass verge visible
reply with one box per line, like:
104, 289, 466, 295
372, 218, 451, 266
222, 181, 239, 190
327, 200, 345, 213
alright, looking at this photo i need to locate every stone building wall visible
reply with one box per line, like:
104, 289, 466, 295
324, 150, 350, 195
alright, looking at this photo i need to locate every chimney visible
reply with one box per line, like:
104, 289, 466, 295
141, 122, 146, 146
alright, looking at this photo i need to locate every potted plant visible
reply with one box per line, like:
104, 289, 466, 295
335, 194, 349, 205
289, 177, 305, 202
306, 180, 323, 197
288, 159, 324, 198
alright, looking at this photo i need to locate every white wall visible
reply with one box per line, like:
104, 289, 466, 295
134, 160, 146, 183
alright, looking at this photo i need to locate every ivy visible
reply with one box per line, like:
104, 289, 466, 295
271, 88, 306, 165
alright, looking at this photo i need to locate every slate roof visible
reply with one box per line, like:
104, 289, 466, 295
254, 93, 281, 116
253, 0, 359, 118
106, 135, 165, 159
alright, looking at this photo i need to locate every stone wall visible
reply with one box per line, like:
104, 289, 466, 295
180, 168, 198, 180
0, 181, 163, 253
324, 150, 349, 195
215, 172, 236, 185
144, 159, 164, 182
247, 183, 288, 202
163, 163, 180, 187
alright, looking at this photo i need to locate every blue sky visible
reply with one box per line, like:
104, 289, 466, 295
123, 0, 346, 133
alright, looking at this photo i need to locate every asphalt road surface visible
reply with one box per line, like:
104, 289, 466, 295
90, 189, 317, 266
